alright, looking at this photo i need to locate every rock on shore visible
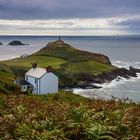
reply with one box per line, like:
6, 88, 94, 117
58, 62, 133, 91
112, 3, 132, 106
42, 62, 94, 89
94, 68, 137, 83
74, 67, 139, 89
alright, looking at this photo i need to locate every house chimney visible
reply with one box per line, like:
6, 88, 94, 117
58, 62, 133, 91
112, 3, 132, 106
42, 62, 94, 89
32, 63, 37, 69
46, 65, 52, 72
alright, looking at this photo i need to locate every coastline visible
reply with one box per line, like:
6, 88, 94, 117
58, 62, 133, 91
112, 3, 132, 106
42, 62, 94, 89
73, 73, 140, 103
0, 36, 140, 102
61, 67, 140, 89
0, 43, 42, 61
1, 42, 140, 90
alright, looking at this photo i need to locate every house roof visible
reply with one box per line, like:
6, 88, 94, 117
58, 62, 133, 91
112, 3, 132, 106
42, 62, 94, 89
26, 67, 47, 78
15, 79, 31, 86
19, 80, 32, 86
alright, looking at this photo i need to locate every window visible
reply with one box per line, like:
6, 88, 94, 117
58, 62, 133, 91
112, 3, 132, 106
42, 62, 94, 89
35, 78, 37, 83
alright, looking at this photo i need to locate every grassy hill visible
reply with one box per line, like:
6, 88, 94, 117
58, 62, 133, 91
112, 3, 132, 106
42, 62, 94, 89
0, 40, 116, 86
35, 40, 111, 64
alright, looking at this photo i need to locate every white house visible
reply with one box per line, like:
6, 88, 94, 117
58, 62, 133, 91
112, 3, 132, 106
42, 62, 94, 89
23, 64, 58, 94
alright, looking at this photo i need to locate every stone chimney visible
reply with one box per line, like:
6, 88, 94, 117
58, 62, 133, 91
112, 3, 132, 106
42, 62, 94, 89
46, 65, 52, 72
32, 63, 37, 69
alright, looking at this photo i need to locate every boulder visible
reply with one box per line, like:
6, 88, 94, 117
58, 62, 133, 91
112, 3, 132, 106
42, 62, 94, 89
129, 66, 140, 73
94, 68, 137, 84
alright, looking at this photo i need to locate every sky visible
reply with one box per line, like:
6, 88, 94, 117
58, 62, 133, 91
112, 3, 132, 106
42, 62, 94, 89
0, 0, 140, 35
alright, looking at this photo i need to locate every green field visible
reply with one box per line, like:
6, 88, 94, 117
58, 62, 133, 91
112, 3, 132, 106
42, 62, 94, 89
1, 55, 66, 69
65, 61, 116, 75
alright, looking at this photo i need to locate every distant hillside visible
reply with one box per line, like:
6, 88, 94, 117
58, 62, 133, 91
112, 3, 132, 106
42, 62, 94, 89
35, 40, 111, 65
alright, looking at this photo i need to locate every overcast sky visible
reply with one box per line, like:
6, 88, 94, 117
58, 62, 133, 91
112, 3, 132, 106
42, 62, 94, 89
0, 0, 140, 35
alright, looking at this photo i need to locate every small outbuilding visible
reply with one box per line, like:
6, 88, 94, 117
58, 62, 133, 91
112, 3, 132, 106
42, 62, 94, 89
14, 79, 32, 92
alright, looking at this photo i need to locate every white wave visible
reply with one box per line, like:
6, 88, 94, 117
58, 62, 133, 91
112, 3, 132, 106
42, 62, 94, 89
92, 76, 128, 90
73, 74, 140, 102
74, 74, 140, 93
136, 73, 140, 79
112, 60, 131, 68
112, 60, 140, 69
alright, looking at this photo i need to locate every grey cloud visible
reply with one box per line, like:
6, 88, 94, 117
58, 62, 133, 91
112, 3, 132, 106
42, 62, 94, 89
0, 0, 140, 19
111, 18, 140, 32
0, 0, 140, 34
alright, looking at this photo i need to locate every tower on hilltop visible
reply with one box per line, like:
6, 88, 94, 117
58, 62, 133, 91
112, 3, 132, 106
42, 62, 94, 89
59, 36, 61, 41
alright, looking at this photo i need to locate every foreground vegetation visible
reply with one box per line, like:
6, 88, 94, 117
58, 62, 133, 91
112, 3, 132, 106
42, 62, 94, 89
0, 82, 139, 140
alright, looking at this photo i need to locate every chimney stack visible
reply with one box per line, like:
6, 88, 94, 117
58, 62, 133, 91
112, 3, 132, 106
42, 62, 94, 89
46, 65, 52, 72
32, 63, 37, 69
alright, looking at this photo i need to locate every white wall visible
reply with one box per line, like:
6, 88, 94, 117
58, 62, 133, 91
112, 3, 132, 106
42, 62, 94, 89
40, 73, 58, 94
25, 75, 39, 94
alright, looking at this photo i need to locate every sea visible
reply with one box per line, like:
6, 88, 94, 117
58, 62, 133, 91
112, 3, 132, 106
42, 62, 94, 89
0, 35, 140, 102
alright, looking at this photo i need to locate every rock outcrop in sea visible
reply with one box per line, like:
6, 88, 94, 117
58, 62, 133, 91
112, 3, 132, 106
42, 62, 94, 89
8, 40, 26, 46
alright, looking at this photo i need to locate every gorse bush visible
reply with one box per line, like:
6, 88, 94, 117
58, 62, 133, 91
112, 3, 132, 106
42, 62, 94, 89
0, 80, 20, 94
0, 92, 140, 140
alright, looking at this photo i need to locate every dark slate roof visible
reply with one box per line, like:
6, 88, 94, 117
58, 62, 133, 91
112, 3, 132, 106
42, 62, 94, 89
19, 80, 32, 86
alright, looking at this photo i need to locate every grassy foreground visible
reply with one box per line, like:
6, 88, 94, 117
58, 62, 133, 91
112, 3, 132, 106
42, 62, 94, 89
0, 85, 140, 140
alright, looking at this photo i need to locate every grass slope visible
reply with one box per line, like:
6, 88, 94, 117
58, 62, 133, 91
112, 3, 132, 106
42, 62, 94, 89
0, 63, 14, 83
35, 40, 111, 64
65, 61, 115, 75
0, 55, 66, 83
0, 91, 139, 139
1, 55, 66, 69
